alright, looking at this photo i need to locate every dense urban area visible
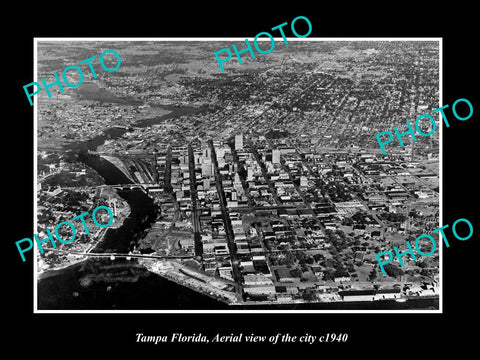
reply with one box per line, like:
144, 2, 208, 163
36, 40, 440, 307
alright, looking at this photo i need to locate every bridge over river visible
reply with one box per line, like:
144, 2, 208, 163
44, 248, 194, 260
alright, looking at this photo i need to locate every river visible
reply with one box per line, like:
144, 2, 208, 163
37, 151, 227, 309
37, 100, 227, 310
36, 98, 438, 311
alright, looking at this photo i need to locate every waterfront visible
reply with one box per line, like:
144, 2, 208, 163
233, 297, 439, 310
37, 259, 227, 310
37, 102, 230, 309
37, 142, 440, 310
37, 103, 439, 311
37, 147, 227, 310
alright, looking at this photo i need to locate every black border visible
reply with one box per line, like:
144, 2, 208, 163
6, 4, 478, 354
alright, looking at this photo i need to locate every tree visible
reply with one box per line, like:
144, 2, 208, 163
290, 267, 302, 278
296, 251, 306, 265
420, 268, 433, 277
302, 291, 316, 302
337, 230, 347, 242
334, 268, 350, 278
313, 253, 324, 262
323, 271, 335, 281
352, 211, 367, 223
37, 162, 50, 174
417, 261, 428, 268
369, 267, 377, 281
380, 212, 406, 223
383, 264, 404, 278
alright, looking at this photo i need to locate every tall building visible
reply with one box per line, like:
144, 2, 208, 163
216, 147, 225, 159
203, 177, 210, 190
203, 147, 211, 159
234, 173, 243, 193
272, 149, 281, 164
235, 134, 243, 150
108, 198, 118, 217
247, 168, 254, 181
152, 152, 159, 183
179, 154, 188, 165
300, 176, 308, 187
234, 173, 241, 185
195, 153, 202, 164
202, 160, 213, 177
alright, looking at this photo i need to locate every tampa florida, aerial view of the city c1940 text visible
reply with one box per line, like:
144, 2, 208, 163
35, 39, 440, 311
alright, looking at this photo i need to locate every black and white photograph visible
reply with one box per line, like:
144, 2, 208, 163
33, 39, 441, 312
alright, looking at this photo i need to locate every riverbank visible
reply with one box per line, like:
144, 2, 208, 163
36, 191, 130, 276
37, 141, 440, 310
139, 258, 240, 305
37, 257, 227, 310
234, 294, 439, 310
100, 155, 135, 183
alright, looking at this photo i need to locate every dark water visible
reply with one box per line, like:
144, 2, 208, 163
38, 151, 226, 310
66, 104, 213, 153
38, 103, 228, 310
68, 127, 128, 152
135, 104, 210, 127
75, 82, 143, 105
38, 260, 227, 310
38, 103, 438, 311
